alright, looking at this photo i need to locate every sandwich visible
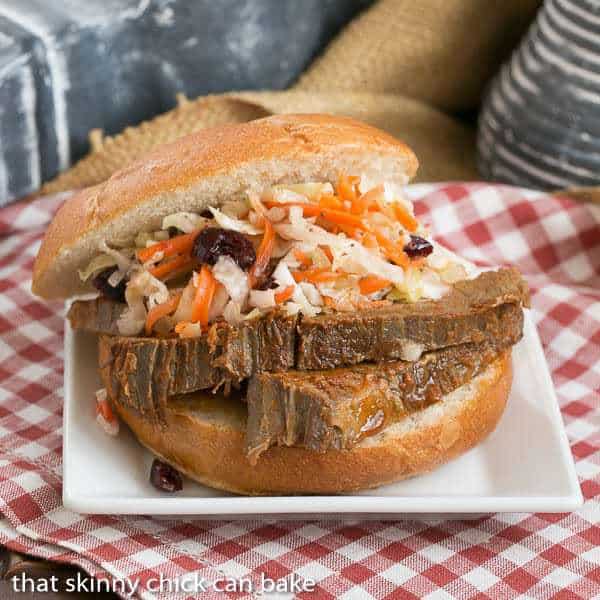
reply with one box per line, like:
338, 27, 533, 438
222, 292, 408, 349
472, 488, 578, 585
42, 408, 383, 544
32, 114, 529, 494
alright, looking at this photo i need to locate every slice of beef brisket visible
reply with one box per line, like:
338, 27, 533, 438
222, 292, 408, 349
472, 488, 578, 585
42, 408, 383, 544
99, 312, 297, 421
67, 296, 127, 335
296, 267, 529, 369
246, 333, 519, 462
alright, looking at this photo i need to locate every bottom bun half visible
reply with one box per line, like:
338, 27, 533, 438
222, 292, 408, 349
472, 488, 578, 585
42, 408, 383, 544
113, 352, 512, 495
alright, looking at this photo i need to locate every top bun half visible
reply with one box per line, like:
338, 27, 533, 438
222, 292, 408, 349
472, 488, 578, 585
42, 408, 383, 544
32, 114, 418, 299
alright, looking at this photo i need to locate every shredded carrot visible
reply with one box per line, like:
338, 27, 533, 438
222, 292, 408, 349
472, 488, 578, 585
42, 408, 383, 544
320, 207, 365, 229
274, 285, 295, 304
145, 292, 182, 335
373, 231, 410, 268
336, 174, 359, 202
96, 397, 117, 423
299, 203, 366, 228
264, 200, 366, 230
137, 230, 199, 263
351, 195, 369, 215
352, 184, 384, 215
393, 204, 418, 232
292, 268, 342, 284
321, 245, 334, 262
335, 223, 360, 239
362, 232, 378, 249
319, 194, 344, 211
148, 254, 193, 279
359, 275, 392, 295
293, 249, 312, 268
386, 250, 409, 269
191, 265, 216, 327
315, 219, 334, 233
288, 202, 321, 218
248, 218, 275, 287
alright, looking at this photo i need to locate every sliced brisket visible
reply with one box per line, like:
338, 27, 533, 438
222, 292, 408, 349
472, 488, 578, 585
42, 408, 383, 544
67, 296, 127, 335
99, 312, 297, 421
296, 268, 529, 369
246, 335, 518, 462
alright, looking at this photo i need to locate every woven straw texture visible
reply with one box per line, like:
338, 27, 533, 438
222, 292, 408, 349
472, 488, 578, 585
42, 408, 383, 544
41, 0, 542, 195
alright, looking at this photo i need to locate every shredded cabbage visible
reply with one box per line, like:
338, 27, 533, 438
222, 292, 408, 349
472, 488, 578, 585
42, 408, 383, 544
282, 302, 302, 316
117, 304, 145, 336
223, 301, 243, 325
107, 268, 126, 287
162, 212, 208, 233
439, 262, 468, 284
209, 284, 230, 321
310, 247, 331, 268
421, 270, 450, 300
269, 263, 321, 314
401, 266, 424, 303
209, 207, 263, 235
291, 284, 320, 317
98, 240, 133, 272
265, 206, 287, 222
299, 282, 323, 306
212, 256, 249, 305
319, 285, 359, 312
266, 188, 307, 204
171, 281, 196, 324
272, 261, 296, 287
427, 242, 477, 276
135, 271, 169, 310
117, 270, 169, 335
247, 191, 267, 217
249, 289, 276, 310
78, 254, 118, 281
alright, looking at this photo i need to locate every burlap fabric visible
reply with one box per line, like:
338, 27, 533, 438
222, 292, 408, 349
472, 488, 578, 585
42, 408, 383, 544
42, 0, 541, 194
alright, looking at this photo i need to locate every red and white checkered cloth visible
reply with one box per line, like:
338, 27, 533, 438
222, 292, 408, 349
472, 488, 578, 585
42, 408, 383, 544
0, 184, 598, 599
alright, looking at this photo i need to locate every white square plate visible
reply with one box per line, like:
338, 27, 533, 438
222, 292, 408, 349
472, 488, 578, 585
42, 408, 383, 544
63, 311, 582, 516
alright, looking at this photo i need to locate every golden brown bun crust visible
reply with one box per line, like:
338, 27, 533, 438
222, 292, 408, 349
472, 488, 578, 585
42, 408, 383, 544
113, 352, 512, 495
33, 114, 418, 299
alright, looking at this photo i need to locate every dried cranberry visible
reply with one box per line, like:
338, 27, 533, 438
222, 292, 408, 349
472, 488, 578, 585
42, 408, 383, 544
200, 209, 213, 218
192, 227, 256, 270
92, 267, 126, 302
150, 459, 183, 492
403, 235, 433, 259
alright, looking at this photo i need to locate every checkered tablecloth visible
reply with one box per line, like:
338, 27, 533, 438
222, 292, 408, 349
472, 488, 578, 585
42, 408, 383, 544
0, 184, 598, 599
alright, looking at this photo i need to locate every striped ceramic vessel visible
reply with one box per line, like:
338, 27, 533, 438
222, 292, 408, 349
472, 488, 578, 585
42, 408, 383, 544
478, 0, 600, 190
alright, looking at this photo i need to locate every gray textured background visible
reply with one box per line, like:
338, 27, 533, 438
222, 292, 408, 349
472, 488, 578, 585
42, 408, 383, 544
0, 0, 372, 204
